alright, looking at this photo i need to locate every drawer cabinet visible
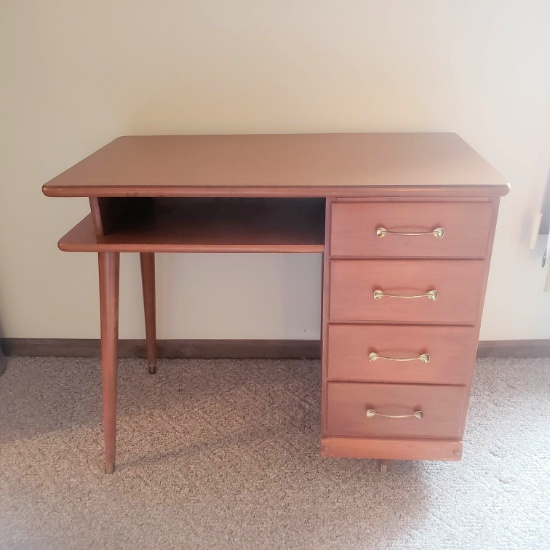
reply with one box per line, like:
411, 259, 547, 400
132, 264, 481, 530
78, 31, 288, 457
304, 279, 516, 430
322, 197, 500, 466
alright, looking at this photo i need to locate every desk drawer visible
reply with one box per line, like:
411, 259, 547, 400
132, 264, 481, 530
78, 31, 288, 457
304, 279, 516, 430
329, 259, 485, 324
327, 325, 478, 385
330, 201, 493, 258
326, 383, 467, 439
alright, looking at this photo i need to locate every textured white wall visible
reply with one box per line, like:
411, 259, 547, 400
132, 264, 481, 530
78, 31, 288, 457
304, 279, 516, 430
1, 0, 549, 340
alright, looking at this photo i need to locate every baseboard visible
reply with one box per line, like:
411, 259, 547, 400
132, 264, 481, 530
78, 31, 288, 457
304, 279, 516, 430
1, 338, 549, 359
0, 338, 322, 359
476, 339, 550, 358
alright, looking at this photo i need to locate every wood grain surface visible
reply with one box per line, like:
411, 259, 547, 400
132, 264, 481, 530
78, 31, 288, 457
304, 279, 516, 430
42, 134, 510, 197
330, 200, 495, 258
326, 382, 467, 439
327, 324, 479, 385
329, 259, 486, 324
321, 436, 463, 461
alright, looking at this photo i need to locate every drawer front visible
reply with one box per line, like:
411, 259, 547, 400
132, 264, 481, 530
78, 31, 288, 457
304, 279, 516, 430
327, 383, 467, 439
327, 325, 478, 385
331, 201, 493, 258
329, 259, 485, 324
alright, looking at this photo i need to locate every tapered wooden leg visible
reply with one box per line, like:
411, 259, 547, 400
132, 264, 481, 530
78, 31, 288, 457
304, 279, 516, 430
140, 253, 157, 374
98, 252, 120, 474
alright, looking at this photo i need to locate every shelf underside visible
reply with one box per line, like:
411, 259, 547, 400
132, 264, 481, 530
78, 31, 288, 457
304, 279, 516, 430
59, 198, 326, 253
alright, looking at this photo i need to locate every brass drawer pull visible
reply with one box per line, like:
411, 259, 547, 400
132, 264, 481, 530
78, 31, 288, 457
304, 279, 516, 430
376, 227, 445, 239
366, 409, 424, 420
373, 289, 438, 301
369, 352, 430, 363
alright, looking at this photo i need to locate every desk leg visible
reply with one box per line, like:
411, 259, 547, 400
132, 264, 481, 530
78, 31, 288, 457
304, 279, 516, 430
98, 251, 120, 474
140, 252, 157, 374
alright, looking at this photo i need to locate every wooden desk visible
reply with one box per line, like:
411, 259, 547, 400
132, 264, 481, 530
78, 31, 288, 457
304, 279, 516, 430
43, 133, 509, 474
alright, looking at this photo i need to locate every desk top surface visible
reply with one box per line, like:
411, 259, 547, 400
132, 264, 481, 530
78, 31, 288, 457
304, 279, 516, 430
42, 133, 509, 198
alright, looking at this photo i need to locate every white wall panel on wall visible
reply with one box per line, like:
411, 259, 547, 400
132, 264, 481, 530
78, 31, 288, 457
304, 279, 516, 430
0, 0, 549, 340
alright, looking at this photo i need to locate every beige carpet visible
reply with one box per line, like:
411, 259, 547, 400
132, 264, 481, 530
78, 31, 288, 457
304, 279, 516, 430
0, 356, 549, 549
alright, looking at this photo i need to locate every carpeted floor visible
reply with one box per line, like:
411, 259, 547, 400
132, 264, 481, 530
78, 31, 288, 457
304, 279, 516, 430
0, 356, 548, 549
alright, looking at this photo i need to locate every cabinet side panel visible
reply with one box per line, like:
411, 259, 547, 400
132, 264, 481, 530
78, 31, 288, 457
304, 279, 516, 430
321, 198, 333, 436
458, 197, 502, 434
89, 197, 153, 236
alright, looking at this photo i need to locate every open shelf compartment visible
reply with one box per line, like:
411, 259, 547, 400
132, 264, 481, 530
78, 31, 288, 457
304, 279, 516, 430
59, 197, 326, 253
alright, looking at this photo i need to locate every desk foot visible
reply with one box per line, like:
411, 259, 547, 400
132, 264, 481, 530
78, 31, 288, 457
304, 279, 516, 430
379, 459, 390, 473
140, 253, 158, 375
105, 463, 115, 474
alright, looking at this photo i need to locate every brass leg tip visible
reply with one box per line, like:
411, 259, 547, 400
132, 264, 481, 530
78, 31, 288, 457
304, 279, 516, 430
148, 364, 157, 375
105, 463, 115, 474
